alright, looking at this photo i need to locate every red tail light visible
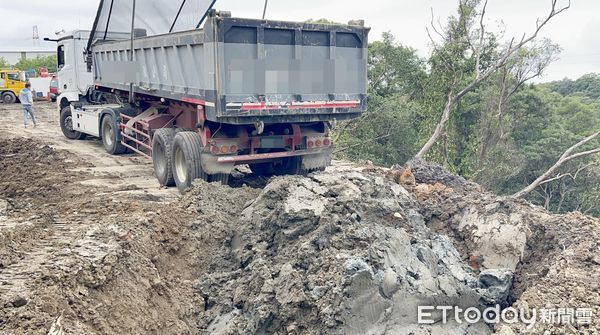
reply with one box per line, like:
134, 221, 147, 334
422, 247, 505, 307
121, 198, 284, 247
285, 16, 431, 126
210, 140, 240, 155
306, 135, 332, 148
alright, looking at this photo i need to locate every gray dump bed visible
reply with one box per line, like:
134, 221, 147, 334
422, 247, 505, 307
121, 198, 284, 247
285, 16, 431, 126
91, 12, 369, 124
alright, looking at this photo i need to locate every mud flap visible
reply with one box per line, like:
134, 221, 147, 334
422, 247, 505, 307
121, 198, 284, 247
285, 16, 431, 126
200, 151, 236, 175
301, 148, 333, 171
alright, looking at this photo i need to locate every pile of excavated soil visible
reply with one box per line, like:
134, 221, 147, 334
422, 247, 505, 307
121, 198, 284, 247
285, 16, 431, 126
189, 160, 599, 335
191, 171, 514, 334
0, 138, 91, 200
405, 159, 600, 335
0, 138, 91, 276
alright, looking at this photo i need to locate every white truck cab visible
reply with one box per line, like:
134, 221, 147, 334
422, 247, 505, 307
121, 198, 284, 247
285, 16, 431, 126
55, 30, 93, 110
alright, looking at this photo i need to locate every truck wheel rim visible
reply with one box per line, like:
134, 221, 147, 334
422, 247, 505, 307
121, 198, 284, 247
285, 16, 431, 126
175, 148, 187, 182
64, 116, 74, 131
104, 124, 114, 147
155, 144, 166, 175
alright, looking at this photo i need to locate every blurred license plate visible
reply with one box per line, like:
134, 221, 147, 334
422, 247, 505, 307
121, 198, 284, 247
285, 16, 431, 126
260, 137, 286, 148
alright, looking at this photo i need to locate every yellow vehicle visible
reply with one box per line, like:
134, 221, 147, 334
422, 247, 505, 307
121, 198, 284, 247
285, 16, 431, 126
0, 69, 27, 104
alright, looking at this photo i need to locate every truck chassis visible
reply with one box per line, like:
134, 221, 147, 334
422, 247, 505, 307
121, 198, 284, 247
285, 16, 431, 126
61, 87, 335, 193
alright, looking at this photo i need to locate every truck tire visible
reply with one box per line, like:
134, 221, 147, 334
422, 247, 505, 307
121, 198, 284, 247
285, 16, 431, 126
210, 173, 230, 185
152, 128, 182, 187
171, 131, 209, 194
249, 162, 275, 176
2, 92, 16, 104
101, 114, 127, 155
251, 156, 309, 176
279, 156, 306, 175
60, 106, 86, 140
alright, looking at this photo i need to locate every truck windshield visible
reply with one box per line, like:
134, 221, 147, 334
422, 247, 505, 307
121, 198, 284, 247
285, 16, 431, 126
90, 0, 216, 46
7, 72, 25, 82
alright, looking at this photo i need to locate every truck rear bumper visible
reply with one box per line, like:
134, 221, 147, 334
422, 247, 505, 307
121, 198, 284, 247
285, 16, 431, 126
216, 147, 332, 164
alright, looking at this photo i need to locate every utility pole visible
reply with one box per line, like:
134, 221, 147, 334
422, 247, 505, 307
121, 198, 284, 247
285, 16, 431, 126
262, 0, 268, 19
33, 25, 40, 46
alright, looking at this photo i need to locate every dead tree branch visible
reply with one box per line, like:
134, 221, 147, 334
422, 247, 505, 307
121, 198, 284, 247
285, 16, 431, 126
475, 0, 488, 79
538, 162, 598, 186
512, 131, 599, 199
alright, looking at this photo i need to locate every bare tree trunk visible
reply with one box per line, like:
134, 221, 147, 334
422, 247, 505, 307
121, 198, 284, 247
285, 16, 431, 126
543, 185, 552, 210
557, 180, 566, 213
512, 132, 600, 199
416, 94, 453, 159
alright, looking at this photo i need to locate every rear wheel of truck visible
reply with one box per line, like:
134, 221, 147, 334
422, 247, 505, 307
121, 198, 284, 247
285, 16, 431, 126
101, 114, 127, 155
152, 128, 182, 187
249, 162, 275, 176
2, 92, 16, 104
251, 156, 327, 176
279, 156, 307, 175
60, 106, 86, 140
210, 173, 230, 185
171, 131, 209, 194
251, 156, 310, 176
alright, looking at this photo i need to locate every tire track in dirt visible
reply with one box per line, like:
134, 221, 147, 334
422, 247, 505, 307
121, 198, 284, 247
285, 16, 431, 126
0, 102, 183, 334
0, 101, 179, 203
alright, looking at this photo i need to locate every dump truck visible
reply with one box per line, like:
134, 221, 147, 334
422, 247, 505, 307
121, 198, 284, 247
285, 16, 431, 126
0, 69, 27, 103
55, 0, 369, 193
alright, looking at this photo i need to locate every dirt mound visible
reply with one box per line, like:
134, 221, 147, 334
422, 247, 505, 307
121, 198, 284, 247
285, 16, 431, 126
0, 138, 117, 334
191, 160, 598, 334
408, 158, 479, 192
193, 172, 517, 334
0, 138, 197, 335
402, 159, 600, 334
0, 138, 89, 199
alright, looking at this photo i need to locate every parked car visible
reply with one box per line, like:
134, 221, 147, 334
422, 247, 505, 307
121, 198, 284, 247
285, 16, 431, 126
49, 75, 59, 102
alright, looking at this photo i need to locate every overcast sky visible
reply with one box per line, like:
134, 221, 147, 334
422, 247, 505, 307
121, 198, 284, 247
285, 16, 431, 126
1, 0, 597, 82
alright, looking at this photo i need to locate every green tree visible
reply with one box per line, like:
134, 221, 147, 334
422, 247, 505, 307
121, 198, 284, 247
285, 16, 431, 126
368, 32, 426, 100
331, 2, 598, 216
546, 73, 600, 100
335, 96, 421, 166
0, 57, 10, 69
334, 32, 426, 166
477, 85, 600, 216
15, 55, 58, 73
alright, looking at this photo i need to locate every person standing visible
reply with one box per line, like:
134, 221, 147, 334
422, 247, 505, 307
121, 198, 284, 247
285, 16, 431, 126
19, 82, 37, 128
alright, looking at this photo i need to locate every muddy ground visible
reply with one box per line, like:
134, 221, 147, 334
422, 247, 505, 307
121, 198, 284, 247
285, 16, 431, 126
0, 101, 598, 335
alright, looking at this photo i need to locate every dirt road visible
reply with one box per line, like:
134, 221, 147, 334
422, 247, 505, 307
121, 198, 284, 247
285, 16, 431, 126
0, 101, 206, 334
0, 101, 179, 202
